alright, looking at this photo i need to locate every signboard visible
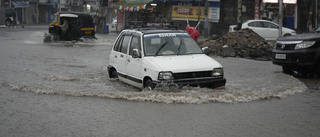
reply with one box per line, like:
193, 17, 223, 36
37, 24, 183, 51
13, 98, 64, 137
172, 5, 205, 19
208, 2, 220, 20
254, 0, 260, 19
262, 0, 297, 4
172, 1, 220, 21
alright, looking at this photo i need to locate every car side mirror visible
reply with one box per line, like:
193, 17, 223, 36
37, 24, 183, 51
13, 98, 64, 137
202, 46, 209, 55
132, 49, 141, 58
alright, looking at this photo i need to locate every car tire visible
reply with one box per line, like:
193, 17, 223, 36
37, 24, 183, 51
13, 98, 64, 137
144, 79, 155, 90
282, 66, 294, 75
5, 19, 11, 27
51, 34, 60, 42
110, 70, 118, 78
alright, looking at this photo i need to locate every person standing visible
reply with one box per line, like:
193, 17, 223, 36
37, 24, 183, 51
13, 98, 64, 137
32, 12, 36, 24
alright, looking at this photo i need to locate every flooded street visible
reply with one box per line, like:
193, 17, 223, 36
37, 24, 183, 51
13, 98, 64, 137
1, 26, 320, 136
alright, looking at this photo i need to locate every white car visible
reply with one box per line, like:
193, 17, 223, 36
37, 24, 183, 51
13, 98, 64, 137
108, 29, 226, 90
229, 20, 296, 40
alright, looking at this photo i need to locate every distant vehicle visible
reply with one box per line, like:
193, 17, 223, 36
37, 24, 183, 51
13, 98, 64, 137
48, 12, 96, 41
111, 17, 117, 28
5, 8, 16, 27
272, 33, 320, 77
229, 20, 296, 40
108, 29, 226, 90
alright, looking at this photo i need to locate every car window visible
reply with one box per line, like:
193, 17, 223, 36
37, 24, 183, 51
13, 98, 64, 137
114, 35, 124, 52
129, 36, 141, 56
120, 35, 131, 54
248, 22, 263, 28
262, 22, 278, 29
183, 37, 202, 53
143, 33, 203, 56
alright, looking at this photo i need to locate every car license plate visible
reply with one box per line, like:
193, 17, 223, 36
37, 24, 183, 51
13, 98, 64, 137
275, 54, 286, 59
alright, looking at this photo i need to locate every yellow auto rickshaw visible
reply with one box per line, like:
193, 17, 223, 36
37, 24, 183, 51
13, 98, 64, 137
48, 12, 96, 41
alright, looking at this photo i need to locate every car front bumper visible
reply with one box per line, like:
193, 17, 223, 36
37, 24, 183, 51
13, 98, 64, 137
272, 48, 317, 67
154, 77, 226, 89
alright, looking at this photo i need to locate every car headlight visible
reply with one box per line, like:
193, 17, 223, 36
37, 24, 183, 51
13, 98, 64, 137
158, 72, 174, 80
295, 41, 315, 49
212, 68, 224, 78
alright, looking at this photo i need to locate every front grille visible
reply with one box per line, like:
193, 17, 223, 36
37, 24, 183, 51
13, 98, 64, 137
275, 43, 296, 50
173, 71, 212, 79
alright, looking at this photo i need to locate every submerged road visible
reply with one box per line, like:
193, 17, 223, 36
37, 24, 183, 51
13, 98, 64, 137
0, 26, 319, 137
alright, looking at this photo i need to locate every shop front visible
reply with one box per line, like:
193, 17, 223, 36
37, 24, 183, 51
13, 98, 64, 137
38, 0, 59, 24
115, 0, 220, 32
11, 0, 30, 24
171, 0, 220, 22
115, 0, 156, 31
171, 0, 220, 35
260, 0, 297, 30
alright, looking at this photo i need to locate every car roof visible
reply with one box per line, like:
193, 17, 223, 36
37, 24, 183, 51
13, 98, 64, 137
243, 19, 273, 23
122, 28, 187, 35
58, 11, 90, 16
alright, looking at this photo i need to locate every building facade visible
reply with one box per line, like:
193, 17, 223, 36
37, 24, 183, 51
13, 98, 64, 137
0, 0, 320, 35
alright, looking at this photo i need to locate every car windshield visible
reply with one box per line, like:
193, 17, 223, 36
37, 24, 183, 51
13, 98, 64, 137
143, 33, 203, 56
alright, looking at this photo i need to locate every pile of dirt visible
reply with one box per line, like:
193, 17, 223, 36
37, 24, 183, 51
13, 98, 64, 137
199, 28, 274, 61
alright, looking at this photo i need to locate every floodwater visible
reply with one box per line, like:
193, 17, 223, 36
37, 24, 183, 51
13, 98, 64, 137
1, 26, 320, 137
0, 26, 310, 104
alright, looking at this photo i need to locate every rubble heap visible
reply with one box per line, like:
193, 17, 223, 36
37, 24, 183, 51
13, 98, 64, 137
199, 28, 274, 61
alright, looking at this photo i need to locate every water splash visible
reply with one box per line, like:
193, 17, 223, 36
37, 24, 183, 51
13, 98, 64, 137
0, 72, 307, 104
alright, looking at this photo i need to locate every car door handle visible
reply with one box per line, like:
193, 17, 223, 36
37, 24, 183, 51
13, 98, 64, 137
127, 58, 130, 62
114, 55, 117, 58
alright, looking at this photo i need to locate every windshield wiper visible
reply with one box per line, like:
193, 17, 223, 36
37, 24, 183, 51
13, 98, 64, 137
155, 41, 168, 56
177, 39, 183, 55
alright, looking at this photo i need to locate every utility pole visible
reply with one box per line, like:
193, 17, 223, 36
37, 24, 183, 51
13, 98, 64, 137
204, 0, 208, 38
278, 0, 283, 38
238, 0, 242, 23
197, 0, 200, 22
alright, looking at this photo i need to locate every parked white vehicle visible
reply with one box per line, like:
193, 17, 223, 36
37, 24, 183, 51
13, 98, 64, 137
108, 29, 226, 90
229, 20, 296, 40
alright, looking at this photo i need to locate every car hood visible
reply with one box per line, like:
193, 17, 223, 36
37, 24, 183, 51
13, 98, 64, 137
146, 54, 222, 72
278, 33, 320, 41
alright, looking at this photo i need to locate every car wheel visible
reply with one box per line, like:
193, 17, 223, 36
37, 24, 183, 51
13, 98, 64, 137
5, 20, 11, 27
144, 79, 155, 90
51, 34, 59, 42
110, 70, 118, 78
282, 66, 294, 75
